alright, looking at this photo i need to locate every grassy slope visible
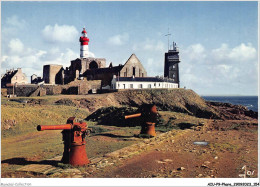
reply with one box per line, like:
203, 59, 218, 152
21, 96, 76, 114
1, 97, 89, 137
1, 89, 213, 162
1, 96, 140, 175
1, 96, 89, 161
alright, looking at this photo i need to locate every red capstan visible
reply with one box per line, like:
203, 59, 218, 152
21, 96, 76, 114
79, 28, 89, 45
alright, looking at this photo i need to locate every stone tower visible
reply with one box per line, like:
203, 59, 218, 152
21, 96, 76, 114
43, 64, 63, 84
164, 42, 180, 87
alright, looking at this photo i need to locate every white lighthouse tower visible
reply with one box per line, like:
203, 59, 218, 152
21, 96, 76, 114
79, 28, 89, 58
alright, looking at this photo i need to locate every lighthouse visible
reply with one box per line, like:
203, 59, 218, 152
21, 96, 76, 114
79, 28, 89, 58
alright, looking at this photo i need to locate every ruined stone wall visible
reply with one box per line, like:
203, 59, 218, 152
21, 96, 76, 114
43, 65, 63, 84
29, 87, 47, 97
87, 72, 115, 87
6, 85, 60, 97
119, 54, 147, 77
8, 85, 38, 97
67, 57, 107, 83
64, 79, 101, 94
69, 59, 82, 81
81, 58, 106, 71
5, 79, 102, 97
43, 85, 62, 95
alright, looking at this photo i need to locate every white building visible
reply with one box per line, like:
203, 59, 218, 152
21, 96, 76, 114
111, 76, 178, 90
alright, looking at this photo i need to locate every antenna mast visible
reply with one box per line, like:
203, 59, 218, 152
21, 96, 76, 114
165, 28, 171, 51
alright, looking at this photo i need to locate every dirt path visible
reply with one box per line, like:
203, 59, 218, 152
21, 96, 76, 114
87, 120, 258, 178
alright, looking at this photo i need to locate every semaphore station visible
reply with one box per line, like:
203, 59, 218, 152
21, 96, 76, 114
1, 28, 180, 97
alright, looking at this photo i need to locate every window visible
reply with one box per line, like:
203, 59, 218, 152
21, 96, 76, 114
118, 84, 120, 88
133, 67, 136, 76
138, 84, 143, 89
154, 83, 156, 87
148, 84, 151, 88
130, 84, 133, 89
15, 76, 17, 80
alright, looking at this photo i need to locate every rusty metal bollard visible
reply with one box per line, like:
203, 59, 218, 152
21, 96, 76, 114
125, 104, 158, 137
37, 117, 90, 166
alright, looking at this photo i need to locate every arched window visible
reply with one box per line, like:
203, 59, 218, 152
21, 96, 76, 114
89, 61, 98, 69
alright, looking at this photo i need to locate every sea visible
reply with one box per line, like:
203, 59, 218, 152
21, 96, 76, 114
202, 96, 258, 112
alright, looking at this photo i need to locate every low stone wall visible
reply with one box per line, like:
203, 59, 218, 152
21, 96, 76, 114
43, 85, 62, 95
7, 85, 39, 97
64, 80, 101, 95
4, 80, 102, 97
29, 87, 47, 97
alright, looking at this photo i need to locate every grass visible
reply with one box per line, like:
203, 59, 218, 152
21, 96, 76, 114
209, 142, 239, 153
1, 101, 89, 137
1, 96, 141, 176
0, 94, 211, 177
156, 111, 208, 132
1, 96, 89, 175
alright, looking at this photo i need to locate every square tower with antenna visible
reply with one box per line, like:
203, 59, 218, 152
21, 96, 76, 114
164, 41, 180, 88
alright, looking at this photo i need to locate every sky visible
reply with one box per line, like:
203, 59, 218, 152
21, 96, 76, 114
1, 1, 258, 96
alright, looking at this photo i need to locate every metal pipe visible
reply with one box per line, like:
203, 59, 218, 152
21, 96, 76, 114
124, 113, 142, 119
37, 124, 72, 131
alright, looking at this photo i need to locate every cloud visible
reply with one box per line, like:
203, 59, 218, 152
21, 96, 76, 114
130, 38, 167, 76
182, 43, 206, 62
42, 24, 79, 43
1, 39, 80, 78
6, 15, 26, 28
2, 15, 27, 41
228, 43, 257, 61
180, 43, 258, 95
143, 41, 164, 52
108, 33, 129, 46
133, 39, 165, 53
8, 38, 24, 54
211, 43, 257, 63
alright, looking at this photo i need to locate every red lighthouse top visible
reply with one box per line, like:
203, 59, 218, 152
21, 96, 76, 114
80, 28, 89, 45
82, 28, 87, 34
